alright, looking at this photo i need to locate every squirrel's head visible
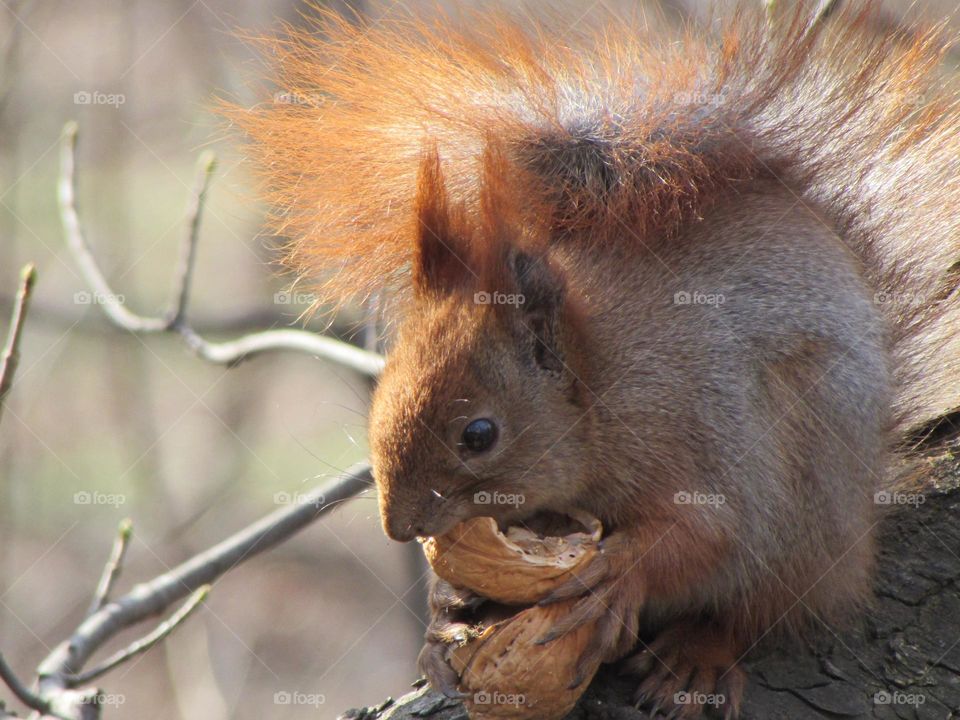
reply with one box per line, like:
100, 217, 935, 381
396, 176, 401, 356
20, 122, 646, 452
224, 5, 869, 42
369, 149, 592, 542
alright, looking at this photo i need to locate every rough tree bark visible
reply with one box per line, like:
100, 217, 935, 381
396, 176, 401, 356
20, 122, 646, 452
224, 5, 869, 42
340, 456, 960, 720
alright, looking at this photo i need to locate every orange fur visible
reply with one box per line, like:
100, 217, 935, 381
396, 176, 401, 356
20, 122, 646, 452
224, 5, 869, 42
225, 2, 960, 445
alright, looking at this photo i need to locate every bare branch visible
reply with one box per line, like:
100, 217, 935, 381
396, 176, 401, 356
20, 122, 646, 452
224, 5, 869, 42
86, 519, 133, 617
0, 263, 37, 425
58, 123, 165, 333
68, 586, 210, 686
175, 324, 385, 374
58, 122, 385, 376
165, 151, 215, 327
0, 654, 49, 715
36, 463, 372, 700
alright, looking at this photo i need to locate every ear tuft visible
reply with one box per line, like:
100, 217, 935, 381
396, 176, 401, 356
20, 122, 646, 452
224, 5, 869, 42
413, 148, 471, 297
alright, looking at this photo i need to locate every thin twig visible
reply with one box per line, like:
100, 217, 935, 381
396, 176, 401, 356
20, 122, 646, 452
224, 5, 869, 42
86, 519, 133, 617
58, 122, 165, 333
0, 263, 37, 424
68, 586, 210, 686
176, 325, 385, 374
165, 151, 215, 327
58, 122, 384, 376
0, 654, 49, 714
36, 463, 372, 696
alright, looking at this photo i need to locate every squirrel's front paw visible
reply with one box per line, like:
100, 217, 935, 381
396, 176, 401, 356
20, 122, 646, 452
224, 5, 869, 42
622, 620, 745, 719
533, 532, 646, 688
419, 576, 482, 698
417, 636, 464, 699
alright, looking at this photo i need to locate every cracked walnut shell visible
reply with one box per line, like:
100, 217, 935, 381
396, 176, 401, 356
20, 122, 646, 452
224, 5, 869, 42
447, 599, 602, 720
421, 513, 602, 605
421, 513, 604, 720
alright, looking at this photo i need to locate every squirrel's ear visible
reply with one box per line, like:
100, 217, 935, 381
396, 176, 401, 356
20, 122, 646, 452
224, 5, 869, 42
412, 149, 470, 297
510, 250, 567, 374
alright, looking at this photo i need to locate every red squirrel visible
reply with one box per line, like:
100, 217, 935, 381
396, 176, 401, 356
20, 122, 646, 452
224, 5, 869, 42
230, 3, 960, 717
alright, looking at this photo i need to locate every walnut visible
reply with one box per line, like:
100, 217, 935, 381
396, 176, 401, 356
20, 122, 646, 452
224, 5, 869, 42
421, 513, 602, 605
447, 600, 602, 720
421, 512, 604, 720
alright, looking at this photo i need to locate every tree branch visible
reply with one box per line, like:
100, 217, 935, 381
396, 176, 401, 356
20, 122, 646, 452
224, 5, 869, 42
0, 654, 49, 715
165, 151, 215, 327
175, 324, 384, 374
58, 122, 385, 376
34, 463, 372, 709
67, 586, 210, 687
0, 263, 36, 425
86, 519, 133, 617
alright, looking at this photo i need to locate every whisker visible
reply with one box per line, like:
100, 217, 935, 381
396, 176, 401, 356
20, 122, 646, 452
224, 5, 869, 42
317, 399, 369, 420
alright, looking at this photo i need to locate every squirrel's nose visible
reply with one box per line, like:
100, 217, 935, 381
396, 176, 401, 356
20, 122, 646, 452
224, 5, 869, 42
376, 479, 438, 541
387, 522, 421, 542
381, 507, 423, 542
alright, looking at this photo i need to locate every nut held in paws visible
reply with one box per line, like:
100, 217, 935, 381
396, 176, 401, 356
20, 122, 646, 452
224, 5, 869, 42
422, 513, 604, 720
447, 599, 603, 720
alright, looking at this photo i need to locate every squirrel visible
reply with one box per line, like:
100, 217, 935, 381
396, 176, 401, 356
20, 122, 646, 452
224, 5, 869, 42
228, 3, 960, 717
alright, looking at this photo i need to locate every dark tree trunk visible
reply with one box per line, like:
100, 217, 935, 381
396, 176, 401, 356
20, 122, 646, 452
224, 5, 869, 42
339, 458, 960, 720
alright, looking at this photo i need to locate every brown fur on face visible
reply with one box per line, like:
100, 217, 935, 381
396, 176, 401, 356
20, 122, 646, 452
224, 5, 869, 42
370, 152, 596, 540
369, 294, 592, 541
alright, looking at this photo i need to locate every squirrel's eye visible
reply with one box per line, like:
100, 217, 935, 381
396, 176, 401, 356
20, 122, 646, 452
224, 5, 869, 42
462, 418, 498, 453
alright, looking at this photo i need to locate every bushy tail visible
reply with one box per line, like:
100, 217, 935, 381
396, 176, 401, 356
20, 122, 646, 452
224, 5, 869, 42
224, 2, 960, 471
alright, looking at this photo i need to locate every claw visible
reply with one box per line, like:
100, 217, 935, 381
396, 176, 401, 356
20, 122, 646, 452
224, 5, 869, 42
621, 649, 654, 677
417, 641, 465, 699
538, 555, 610, 605
536, 590, 611, 645
634, 690, 649, 709
567, 636, 601, 689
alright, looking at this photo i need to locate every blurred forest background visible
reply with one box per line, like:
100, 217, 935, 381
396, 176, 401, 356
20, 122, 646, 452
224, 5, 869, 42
0, 1, 958, 718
